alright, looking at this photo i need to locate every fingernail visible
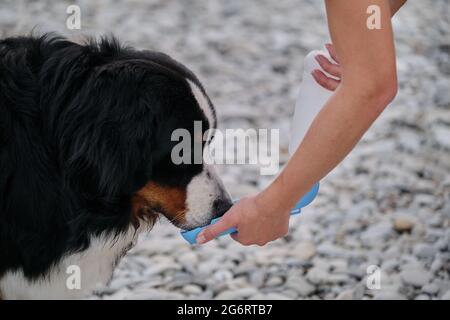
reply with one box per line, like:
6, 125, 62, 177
196, 233, 207, 244
311, 70, 319, 77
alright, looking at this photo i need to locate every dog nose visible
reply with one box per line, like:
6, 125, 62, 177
212, 198, 233, 218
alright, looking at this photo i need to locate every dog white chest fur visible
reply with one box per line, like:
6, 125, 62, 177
0, 228, 139, 300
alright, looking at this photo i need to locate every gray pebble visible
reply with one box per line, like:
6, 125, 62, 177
422, 283, 440, 295
286, 275, 315, 296
413, 243, 438, 260
215, 288, 258, 300
441, 291, 450, 300
400, 269, 431, 287
182, 284, 203, 295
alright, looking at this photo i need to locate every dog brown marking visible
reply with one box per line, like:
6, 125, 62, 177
132, 182, 187, 227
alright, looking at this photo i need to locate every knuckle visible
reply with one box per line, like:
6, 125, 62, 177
330, 65, 339, 74
323, 59, 332, 69
325, 80, 335, 89
203, 229, 213, 240
320, 61, 330, 71
316, 59, 325, 68
317, 76, 326, 86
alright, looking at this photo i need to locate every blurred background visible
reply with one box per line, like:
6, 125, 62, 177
1, 0, 449, 300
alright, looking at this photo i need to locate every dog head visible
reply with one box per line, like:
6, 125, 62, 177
44, 38, 232, 230
130, 53, 234, 230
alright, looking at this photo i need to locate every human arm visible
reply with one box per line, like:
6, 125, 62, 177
313, 0, 407, 90
197, 0, 401, 246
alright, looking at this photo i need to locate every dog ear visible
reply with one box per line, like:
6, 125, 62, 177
59, 62, 158, 198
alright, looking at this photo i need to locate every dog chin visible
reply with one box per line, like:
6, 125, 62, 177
182, 167, 233, 230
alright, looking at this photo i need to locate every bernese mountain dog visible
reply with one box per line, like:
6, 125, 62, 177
0, 34, 233, 299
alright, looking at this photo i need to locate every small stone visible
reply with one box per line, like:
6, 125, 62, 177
196, 290, 214, 300
103, 288, 132, 300
347, 264, 366, 279
263, 293, 292, 300
400, 269, 431, 287
427, 215, 443, 228
128, 289, 184, 300
317, 243, 349, 258
335, 289, 354, 300
166, 272, 192, 289
286, 275, 315, 296
213, 269, 234, 283
381, 259, 399, 273
182, 284, 203, 295
249, 270, 266, 288
442, 291, 450, 300
282, 289, 299, 299
360, 221, 393, 246
353, 284, 366, 300
373, 291, 406, 300
198, 261, 221, 274
143, 263, 182, 277
305, 266, 349, 285
430, 258, 444, 273
293, 241, 316, 260
177, 252, 199, 267
422, 283, 439, 295
434, 78, 450, 108
329, 259, 349, 274
249, 294, 267, 300
413, 243, 438, 260
393, 216, 415, 232
265, 276, 284, 287
306, 267, 329, 285
432, 125, 450, 149
215, 288, 258, 300
435, 238, 450, 251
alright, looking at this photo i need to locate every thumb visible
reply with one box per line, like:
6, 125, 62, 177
196, 210, 237, 244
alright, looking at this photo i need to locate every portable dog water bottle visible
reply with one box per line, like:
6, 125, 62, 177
180, 183, 320, 245
289, 48, 336, 154
180, 48, 334, 245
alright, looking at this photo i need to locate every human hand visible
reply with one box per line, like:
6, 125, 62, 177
196, 194, 291, 246
311, 43, 342, 91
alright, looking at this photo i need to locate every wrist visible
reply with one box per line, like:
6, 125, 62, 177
267, 170, 313, 210
256, 175, 297, 215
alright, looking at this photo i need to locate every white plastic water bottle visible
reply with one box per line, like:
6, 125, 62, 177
289, 48, 337, 154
